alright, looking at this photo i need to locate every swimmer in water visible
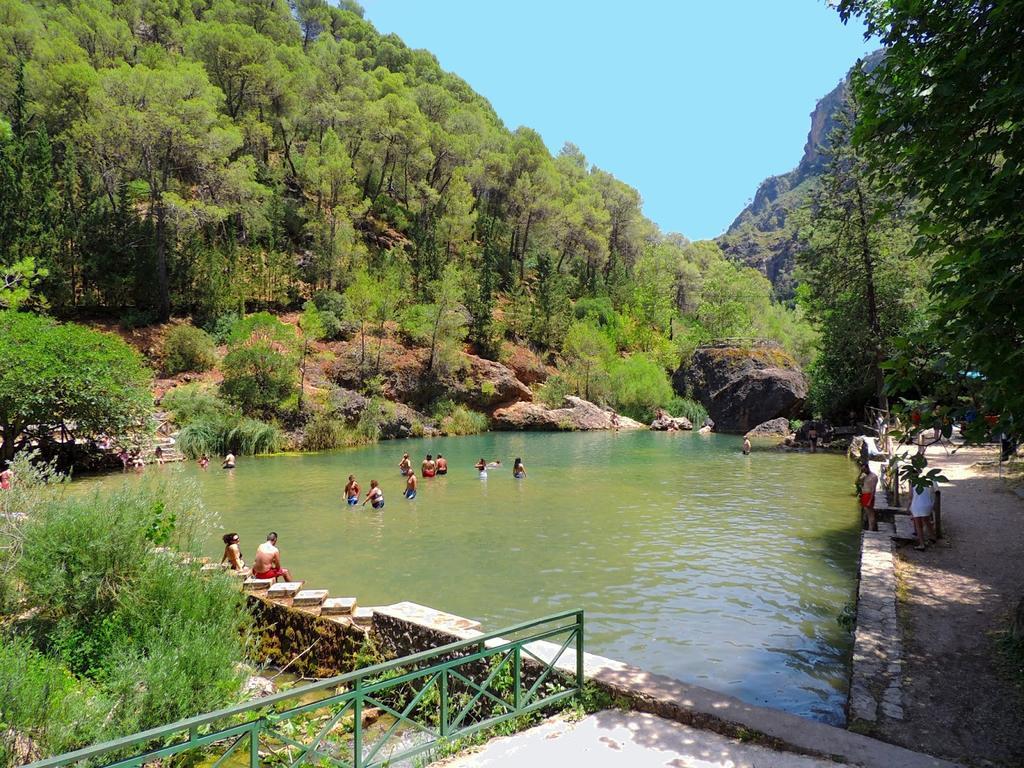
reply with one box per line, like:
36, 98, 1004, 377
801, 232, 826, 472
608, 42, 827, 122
435, 454, 448, 475
742, 437, 751, 455
404, 472, 418, 499
363, 479, 384, 509
513, 457, 526, 479
421, 454, 436, 478
344, 474, 360, 506
398, 453, 411, 476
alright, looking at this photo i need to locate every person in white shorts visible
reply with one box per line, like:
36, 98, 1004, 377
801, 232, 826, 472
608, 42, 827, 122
907, 478, 938, 550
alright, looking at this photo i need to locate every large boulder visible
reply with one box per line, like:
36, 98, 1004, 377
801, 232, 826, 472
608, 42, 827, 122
745, 417, 792, 438
492, 396, 645, 431
674, 344, 807, 434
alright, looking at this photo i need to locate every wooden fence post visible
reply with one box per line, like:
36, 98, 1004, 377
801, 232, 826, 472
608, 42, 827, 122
934, 490, 943, 539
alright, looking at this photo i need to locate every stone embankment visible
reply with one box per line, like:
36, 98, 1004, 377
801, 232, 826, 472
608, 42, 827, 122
185, 553, 958, 768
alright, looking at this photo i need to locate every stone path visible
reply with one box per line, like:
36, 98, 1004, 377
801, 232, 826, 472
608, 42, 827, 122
441, 711, 851, 768
849, 530, 904, 724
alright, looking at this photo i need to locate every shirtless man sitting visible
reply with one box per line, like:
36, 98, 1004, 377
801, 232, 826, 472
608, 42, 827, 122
252, 532, 291, 582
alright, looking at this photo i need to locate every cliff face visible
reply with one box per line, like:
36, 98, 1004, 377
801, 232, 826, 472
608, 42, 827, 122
717, 52, 881, 298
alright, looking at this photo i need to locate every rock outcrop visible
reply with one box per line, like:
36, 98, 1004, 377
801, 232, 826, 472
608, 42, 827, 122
650, 409, 693, 431
330, 388, 432, 439
330, 341, 531, 410
674, 344, 807, 434
491, 396, 644, 432
745, 417, 792, 438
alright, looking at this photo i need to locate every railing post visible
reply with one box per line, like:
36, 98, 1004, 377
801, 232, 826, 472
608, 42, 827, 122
576, 611, 585, 694
249, 722, 260, 768
934, 490, 943, 539
353, 677, 363, 768
440, 669, 449, 738
513, 646, 522, 711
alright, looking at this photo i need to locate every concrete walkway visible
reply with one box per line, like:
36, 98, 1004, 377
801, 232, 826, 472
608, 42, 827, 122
442, 711, 850, 768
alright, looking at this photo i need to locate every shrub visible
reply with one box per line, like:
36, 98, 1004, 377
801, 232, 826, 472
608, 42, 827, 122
208, 313, 240, 344
177, 414, 283, 458
608, 354, 674, 422
433, 400, 488, 436
162, 324, 217, 375
162, 384, 232, 425
302, 414, 348, 451
535, 374, 573, 408
667, 396, 709, 425
2, 474, 250, 752
220, 313, 298, 418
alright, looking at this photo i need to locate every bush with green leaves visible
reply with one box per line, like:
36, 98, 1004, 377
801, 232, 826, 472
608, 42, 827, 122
608, 354, 674, 422
220, 313, 298, 418
0, 312, 151, 464
162, 324, 217, 375
433, 400, 489, 436
163, 384, 283, 458
0, 469, 249, 759
667, 396, 709, 426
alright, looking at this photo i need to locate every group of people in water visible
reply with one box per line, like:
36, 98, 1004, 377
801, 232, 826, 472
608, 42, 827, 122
341, 453, 527, 510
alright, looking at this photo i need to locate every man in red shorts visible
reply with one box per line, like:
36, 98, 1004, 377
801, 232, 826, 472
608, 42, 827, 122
252, 532, 291, 582
859, 464, 879, 531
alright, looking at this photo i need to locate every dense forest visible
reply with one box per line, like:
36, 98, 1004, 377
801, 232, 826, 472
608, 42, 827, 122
0, 0, 810, 373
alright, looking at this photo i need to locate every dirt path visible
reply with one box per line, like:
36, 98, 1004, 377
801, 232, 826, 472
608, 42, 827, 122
878, 445, 1024, 766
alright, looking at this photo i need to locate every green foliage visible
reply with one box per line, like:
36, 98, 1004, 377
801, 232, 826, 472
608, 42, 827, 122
838, 0, 1024, 432
220, 313, 298, 418
433, 400, 489, 436
164, 384, 283, 457
607, 354, 674, 422
797, 112, 924, 420
301, 413, 348, 451
0, 470, 249, 756
561, 320, 614, 403
0, 312, 151, 462
162, 324, 217, 375
667, 396, 709, 426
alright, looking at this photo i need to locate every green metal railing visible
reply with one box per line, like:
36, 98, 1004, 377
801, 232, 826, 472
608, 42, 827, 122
25, 610, 584, 768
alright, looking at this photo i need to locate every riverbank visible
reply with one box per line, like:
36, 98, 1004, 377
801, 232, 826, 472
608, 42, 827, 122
860, 446, 1024, 766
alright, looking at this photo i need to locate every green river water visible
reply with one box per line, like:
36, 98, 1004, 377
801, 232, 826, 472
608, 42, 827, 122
80, 430, 860, 724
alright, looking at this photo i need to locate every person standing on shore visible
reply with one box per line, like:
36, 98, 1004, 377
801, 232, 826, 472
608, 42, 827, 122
908, 478, 938, 551
860, 464, 879, 531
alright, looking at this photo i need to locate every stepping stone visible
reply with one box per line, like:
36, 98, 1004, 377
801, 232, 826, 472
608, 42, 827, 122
267, 581, 304, 599
352, 607, 374, 626
321, 597, 357, 616
243, 578, 273, 591
293, 589, 329, 607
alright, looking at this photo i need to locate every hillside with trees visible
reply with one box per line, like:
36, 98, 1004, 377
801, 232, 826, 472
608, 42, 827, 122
0, 0, 815, 457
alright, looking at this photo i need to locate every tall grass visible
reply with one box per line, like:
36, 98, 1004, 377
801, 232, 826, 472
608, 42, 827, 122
165, 385, 283, 457
668, 396, 709, 425
433, 400, 489, 436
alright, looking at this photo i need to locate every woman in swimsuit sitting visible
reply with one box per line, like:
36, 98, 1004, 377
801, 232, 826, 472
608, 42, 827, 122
363, 480, 385, 509
421, 454, 436, 478
220, 533, 246, 571
344, 474, 360, 506
513, 458, 526, 479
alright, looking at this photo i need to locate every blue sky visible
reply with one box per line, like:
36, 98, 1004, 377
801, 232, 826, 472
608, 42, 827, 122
360, 1, 874, 241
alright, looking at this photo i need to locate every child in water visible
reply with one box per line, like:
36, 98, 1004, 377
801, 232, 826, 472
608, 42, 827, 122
344, 475, 360, 506
405, 472, 418, 499
513, 458, 526, 479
